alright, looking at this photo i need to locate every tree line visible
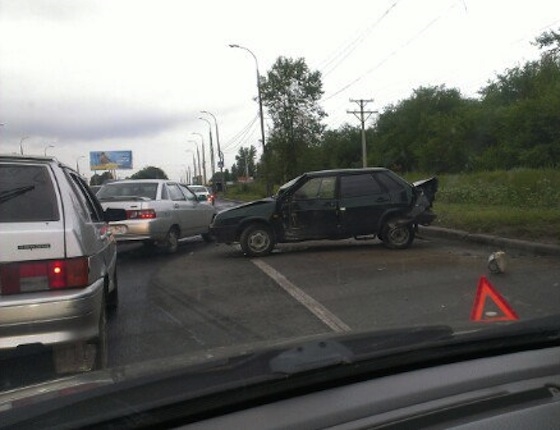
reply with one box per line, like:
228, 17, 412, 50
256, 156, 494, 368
230, 29, 559, 184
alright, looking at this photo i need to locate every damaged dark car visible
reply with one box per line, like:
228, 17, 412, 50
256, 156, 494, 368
210, 168, 438, 256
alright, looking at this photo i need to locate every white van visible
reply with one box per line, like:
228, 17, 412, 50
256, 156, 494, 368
0, 155, 125, 373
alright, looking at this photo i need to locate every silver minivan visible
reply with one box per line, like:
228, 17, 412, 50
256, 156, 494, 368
0, 155, 125, 373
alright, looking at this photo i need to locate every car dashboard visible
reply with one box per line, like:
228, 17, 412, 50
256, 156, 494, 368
184, 345, 560, 429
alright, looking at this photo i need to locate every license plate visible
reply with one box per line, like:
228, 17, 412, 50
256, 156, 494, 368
109, 225, 127, 235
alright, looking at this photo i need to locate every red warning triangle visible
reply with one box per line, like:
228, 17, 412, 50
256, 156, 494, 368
470, 276, 519, 322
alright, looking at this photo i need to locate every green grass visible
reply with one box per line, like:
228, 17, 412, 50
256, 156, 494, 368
433, 203, 560, 243
223, 169, 560, 244
223, 182, 268, 202
409, 168, 560, 243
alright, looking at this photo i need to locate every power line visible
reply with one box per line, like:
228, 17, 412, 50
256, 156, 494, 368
321, 1, 400, 77
221, 114, 259, 153
323, 2, 458, 102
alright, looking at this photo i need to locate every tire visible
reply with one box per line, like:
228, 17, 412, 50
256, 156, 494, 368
381, 221, 415, 249
107, 267, 119, 310
143, 239, 156, 249
52, 296, 108, 373
92, 297, 108, 370
162, 226, 180, 254
201, 232, 214, 243
239, 224, 275, 257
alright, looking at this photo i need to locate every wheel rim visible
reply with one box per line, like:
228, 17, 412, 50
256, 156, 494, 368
248, 230, 271, 253
387, 226, 410, 246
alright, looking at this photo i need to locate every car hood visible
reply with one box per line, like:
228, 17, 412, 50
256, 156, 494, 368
216, 197, 276, 218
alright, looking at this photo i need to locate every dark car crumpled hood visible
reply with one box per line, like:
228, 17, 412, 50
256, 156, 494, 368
216, 197, 276, 220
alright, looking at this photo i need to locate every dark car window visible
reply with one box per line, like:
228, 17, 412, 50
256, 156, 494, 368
375, 172, 406, 192
66, 170, 104, 222
0, 164, 59, 222
340, 173, 384, 198
179, 185, 198, 201
167, 183, 186, 201
294, 177, 336, 200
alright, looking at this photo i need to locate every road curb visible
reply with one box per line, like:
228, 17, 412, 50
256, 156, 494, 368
419, 226, 560, 256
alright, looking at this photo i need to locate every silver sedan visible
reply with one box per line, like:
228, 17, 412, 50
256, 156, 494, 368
97, 180, 216, 253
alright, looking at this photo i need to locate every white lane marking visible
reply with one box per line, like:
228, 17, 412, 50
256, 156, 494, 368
252, 259, 351, 333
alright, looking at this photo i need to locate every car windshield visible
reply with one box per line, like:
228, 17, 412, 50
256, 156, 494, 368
1, 1, 559, 428
276, 175, 302, 196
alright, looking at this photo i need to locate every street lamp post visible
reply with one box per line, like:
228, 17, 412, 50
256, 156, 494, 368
187, 140, 202, 184
44, 145, 55, 156
228, 44, 270, 195
198, 117, 215, 181
191, 132, 207, 185
184, 149, 197, 183
19, 136, 29, 155
76, 156, 85, 174
201, 110, 225, 193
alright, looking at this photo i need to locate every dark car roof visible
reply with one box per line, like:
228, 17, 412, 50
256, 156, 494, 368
304, 167, 390, 177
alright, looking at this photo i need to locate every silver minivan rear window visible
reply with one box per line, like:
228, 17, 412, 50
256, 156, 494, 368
0, 164, 60, 222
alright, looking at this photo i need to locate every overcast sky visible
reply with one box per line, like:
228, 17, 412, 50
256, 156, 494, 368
1, 0, 559, 181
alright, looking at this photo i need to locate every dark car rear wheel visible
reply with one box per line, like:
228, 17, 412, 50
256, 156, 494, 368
240, 224, 275, 257
381, 221, 415, 249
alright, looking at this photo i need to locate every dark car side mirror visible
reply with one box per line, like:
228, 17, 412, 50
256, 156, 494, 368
103, 208, 127, 222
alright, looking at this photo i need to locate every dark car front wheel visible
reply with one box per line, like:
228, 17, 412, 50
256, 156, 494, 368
381, 221, 415, 249
240, 224, 275, 257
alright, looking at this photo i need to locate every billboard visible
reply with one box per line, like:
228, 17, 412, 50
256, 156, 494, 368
90, 151, 133, 170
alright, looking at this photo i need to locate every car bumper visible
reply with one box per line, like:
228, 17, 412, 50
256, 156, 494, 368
209, 224, 238, 244
0, 278, 104, 349
415, 210, 437, 226
108, 219, 168, 242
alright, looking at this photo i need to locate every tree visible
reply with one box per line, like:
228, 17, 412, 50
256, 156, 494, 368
372, 86, 475, 173
477, 28, 560, 168
130, 166, 168, 180
318, 125, 364, 170
90, 171, 114, 185
232, 146, 257, 179
260, 57, 326, 183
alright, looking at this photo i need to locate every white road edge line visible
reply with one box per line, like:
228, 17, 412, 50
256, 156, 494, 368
252, 259, 351, 333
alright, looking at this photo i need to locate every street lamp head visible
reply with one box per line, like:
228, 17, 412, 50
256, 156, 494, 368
229, 44, 240, 48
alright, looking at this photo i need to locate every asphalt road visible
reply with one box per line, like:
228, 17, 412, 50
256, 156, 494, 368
108, 203, 560, 368
2, 200, 559, 390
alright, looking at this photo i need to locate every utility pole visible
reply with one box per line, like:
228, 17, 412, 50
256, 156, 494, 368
347, 99, 377, 167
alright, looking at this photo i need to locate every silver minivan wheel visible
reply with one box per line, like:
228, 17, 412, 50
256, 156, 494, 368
52, 298, 108, 373
92, 299, 108, 370
107, 268, 119, 310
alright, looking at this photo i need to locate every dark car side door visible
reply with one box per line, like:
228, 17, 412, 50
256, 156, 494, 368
282, 176, 339, 240
339, 173, 391, 236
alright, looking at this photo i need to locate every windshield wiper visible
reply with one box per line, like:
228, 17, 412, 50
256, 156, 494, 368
0, 185, 35, 204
